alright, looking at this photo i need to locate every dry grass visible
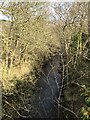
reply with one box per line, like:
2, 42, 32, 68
2, 62, 32, 90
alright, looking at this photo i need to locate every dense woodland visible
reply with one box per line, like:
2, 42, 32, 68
0, 1, 90, 120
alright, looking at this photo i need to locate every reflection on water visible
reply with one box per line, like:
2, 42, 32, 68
30, 55, 62, 118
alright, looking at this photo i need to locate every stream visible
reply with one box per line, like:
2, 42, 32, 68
29, 55, 62, 118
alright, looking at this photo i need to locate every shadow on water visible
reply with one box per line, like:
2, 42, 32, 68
29, 55, 62, 119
